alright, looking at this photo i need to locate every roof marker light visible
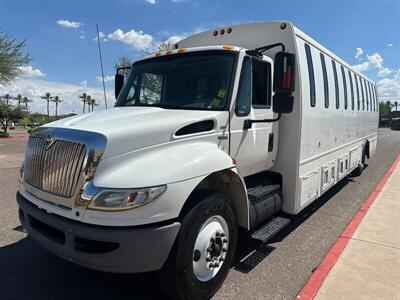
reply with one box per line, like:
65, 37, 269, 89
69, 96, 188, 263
227, 27, 232, 34
177, 48, 186, 53
213, 30, 218, 36
280, 23, 287, 30
222, 45, 234, 50
220, 29, 225, 35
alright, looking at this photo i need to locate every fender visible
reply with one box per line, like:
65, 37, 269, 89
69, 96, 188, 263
94, 140, 236, 188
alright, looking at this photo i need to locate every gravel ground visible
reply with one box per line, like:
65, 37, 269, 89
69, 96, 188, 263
0, 128, 399, 300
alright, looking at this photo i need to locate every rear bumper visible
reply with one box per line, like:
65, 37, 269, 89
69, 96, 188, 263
17, 192, 180, 273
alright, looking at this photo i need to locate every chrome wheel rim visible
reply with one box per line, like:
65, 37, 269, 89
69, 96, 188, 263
192, 215, 229, 282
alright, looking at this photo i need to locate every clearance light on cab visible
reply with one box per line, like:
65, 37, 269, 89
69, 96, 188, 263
88, 185, 167, 211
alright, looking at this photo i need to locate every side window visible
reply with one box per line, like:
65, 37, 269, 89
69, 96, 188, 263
139, 73, 163, 104
355, 74, 360, 110
235, 56, 252, 116
331, 60, 339, 109
348, 70, 354, 110
368, 82, 373, 111
360, 77, 365, 111
341, 66, 348, 110
304, 43, 316, 107
364, 80, 369, 111
252, 58, 272, 108
320, 53, 329, 108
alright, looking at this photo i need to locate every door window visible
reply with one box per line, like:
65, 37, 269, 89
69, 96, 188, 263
252, 58, 272, 108
235, 57, 252, 116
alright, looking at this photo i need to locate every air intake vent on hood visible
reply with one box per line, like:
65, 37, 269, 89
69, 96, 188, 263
175, 120, 215, 136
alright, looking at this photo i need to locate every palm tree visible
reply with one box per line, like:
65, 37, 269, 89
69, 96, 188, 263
86, 95, 92, 112
21, 96, 32, 111
1, 94, 11, 106
79, 93, 88, 113
41, 92, 52, 121
51, 96, 62, 117
90, 98, 98, 112
14, 94, 23, 106
394, 101, 398, 111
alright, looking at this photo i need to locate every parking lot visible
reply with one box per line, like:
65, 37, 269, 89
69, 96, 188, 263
0, 128, 399, 300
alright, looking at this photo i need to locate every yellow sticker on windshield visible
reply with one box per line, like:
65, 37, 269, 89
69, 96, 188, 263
217, 89, 226, 98
211, 98, 221, 107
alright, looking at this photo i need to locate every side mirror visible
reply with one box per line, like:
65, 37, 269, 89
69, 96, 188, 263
273, 52, 296, 113
115, 73, 124, 99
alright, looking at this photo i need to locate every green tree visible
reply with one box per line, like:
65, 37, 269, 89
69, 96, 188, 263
0, 30, 32, 85
379, 101, 390, 118
0, 98, 26, 132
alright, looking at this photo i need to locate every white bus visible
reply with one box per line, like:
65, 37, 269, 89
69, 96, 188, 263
17, 21, 378, 299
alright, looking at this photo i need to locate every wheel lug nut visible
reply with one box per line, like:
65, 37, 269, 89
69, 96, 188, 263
223, 239, 228, 243
207, 247, 211, 252
193, 250, 201, 262
220, 232, 226, 237
222, 248, 227, 252
219, 257, 224, 262
206, 257, 211, 262
210, 237, 215, 242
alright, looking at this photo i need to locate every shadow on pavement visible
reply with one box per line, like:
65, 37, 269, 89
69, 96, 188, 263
0, 238, 165, 300
0, 175, 354, 299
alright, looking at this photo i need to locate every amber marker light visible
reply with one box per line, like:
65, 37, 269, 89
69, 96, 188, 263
227, 27, 232, 34
155, 52, 161, 56
280, 23, 287, 30
165, 50, 173, 55
177, 48, 186, 53
220, 29, 225, 35
213, 30, 218, 36
222, 45, 234, 50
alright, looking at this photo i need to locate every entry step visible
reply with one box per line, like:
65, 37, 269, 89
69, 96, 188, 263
247, 184, 281, 203
251, 216, 290, 243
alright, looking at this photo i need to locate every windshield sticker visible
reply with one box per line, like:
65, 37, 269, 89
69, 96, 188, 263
217, 89, 226, 98
211, 98, 221, 107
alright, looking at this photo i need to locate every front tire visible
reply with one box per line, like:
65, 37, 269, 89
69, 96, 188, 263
157, 193, 238, 300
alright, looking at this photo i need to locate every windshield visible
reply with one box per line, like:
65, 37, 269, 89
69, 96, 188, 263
116, 50, 237, 111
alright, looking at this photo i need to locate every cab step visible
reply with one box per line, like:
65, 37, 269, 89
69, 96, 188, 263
250, 216, 290, 243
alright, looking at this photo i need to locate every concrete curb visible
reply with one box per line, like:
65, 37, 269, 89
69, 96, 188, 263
296, 153, 400, 300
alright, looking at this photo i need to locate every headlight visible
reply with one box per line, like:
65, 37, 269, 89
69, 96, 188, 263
88, 185, 166, 211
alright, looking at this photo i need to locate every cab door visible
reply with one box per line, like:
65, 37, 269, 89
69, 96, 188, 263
229, 54, 277, 177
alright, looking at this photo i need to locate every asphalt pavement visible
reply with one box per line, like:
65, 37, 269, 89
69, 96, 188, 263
0, 128, 399, 300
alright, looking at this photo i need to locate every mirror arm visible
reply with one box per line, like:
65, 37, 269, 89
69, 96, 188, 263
243, 113, 281, 130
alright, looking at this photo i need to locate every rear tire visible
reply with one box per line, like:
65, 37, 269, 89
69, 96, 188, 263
352, 146, 366, 177
157, 193, 238, 300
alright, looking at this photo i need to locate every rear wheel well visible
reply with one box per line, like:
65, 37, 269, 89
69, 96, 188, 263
365, 140, 370, 159
178, 169, 248, 230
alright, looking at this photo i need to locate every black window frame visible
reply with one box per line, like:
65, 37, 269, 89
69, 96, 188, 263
331, 60, 340, 109
304, 43, 316, 107
348, 70, 354, 110
320, 53, 329, 108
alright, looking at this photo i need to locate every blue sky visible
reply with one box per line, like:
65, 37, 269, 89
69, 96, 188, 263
0, 0, 399, 114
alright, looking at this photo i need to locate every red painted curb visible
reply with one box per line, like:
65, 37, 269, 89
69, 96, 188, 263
297, 154, 400, 300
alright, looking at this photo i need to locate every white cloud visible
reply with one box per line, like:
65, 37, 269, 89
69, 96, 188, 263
107, 29, 153, 50
19, 65, 46, 78
95, 75, 114, 83
377, 68, 392, 78
56, 19, 83, 29
355, 47, 363, 59
0, 78, 114, 114
93, 31, 106, 41
377, 73, 400, 101
352, 52, 384, 73
387, 43, 393, 47
366, 53, 383, 69
145, 0, 156, 3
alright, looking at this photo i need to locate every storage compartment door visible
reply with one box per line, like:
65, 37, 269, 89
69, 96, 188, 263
350, 146, 362, 170
299, 169, 320, 207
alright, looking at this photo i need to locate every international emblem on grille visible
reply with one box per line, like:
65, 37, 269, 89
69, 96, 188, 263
44, 132, 56, 150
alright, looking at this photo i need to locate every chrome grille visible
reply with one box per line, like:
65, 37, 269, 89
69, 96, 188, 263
24, 137, 87, 198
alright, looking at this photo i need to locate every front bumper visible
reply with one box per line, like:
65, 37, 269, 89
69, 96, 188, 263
17, 192, 180, 273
